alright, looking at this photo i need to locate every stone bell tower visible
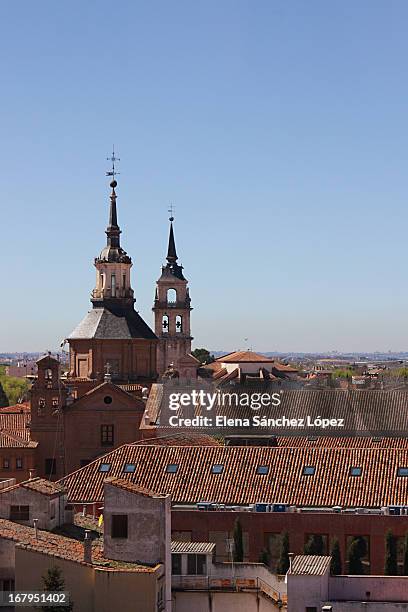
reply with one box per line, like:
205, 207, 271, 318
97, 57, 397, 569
153, 216, 198, 378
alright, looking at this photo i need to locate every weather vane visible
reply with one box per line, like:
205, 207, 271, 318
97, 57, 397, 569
168, 203, 175, 222
106, 146, 120, 181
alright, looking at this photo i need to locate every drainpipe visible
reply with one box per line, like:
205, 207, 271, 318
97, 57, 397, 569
33, 518, 38, 539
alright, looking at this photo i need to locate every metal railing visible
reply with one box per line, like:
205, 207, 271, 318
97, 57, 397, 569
171, 574, 287, 605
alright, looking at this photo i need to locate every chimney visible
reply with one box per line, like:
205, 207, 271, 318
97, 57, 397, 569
84, 530, 92, 564
288, 552, 294, 573
33, 518, 38, 539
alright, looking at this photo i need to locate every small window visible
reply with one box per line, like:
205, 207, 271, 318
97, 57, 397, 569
176, 315, 183, 333
303, 466, 315, 476
350, 467, 362, 477
372, 436, 382, 443
398, 467, 408, 477
307, 436, 318, 442
166, 464, 178, 473
111, 514, 128, 538
162, 314, 169, 333
104, 396, 113, 405
257, 465, 269, 475
3, 458, 10, 470
187, 554, 207, 575
123, 463, 136, 473
99, 463, 111, 473
212, 464, 224, 474
101, 424, 114, 446
10, 505, 29, 521
16, 458, 23, 470
45, 458, 56, 476
172, 553, 182, 575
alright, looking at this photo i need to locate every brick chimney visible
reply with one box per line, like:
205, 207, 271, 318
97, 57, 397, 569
83, 530, 92, 564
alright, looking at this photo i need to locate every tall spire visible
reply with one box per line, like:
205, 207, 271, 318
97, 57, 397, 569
106, 180, 121, 249
96, 149, 130, 264
166, 218, 178, 264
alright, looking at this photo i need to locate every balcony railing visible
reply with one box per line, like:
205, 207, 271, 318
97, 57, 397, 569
171, 575, 287, 604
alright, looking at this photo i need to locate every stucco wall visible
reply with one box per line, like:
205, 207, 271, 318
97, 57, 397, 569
15, 548, 95, 612
0, 487, 66, 529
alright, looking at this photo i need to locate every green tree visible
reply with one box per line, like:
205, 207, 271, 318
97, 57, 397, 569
0, 372, 29, 405
259, 548, 270, 565
0, 381, 8, 408
330, 538, 342, 575
41, 565, 73, 611
276, 532, 290, 575
191, 348, 215, 365
403, 533, 408, 575
384, 529, 398, 575
347, 537, 366, 575
304, 534, 324, 555
233, 517, 244, 562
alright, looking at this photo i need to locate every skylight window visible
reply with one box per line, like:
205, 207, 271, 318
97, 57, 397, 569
166, 464, 178, 474
372, 437, 383, 443
99, 463, 111, 473
398, 467, 408, 477
257, 465, 269, 475
303, 466, 315, 476
123, 463, 136, 473
350, 467, 362, 477
212, 464, 224, 474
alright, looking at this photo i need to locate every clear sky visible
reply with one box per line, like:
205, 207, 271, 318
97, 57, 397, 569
1, 0, 408, 353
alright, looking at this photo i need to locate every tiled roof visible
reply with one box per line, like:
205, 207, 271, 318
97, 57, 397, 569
218, 351, 275, 363
60, 444, 408, 508
0, 410, 31, 447
152, 388, 408, 435
106, 479, 160, 498
171, 541, 216, 554
134, 433, 220, 447
68, 306, 157, 340
276, 436, 408, 448
1, 478, 65, 497
0, 430, 37, 448
289, 555, 331, 576
0, 403, 30, 413
0, 518, 157, 572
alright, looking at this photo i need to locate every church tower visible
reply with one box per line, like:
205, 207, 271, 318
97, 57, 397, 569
67, 170, 157, 385
153, 216, 198, 378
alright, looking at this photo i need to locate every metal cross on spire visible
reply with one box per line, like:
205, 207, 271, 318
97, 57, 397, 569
106, 146, 120, 180
168, 203, 175, 222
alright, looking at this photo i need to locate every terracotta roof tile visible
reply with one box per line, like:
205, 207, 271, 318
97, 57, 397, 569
60, 444, 408, 508
0, 477, 65, 496
106, 479, 160, 498
134, 433, 220, 447
217, 351, 275, 363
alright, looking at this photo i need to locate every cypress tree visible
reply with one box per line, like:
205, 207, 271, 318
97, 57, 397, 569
384, 529, 398, 575
304, 534, 324, 555
233, 517, 244, 562
403, 533, 408, 576
41, 566, 73, 612
330, 538, 342, 575
347, 539, 364, 575
276, 532, 290, 575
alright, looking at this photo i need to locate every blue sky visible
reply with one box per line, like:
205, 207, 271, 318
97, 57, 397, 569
1, 1, 408, 353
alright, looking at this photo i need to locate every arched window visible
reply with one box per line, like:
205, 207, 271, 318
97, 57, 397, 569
167, 288, 177, 304
176, 315, 183, 333
100, 273, 104, 289
111, 274, 116, 297
162, 315, 169, 333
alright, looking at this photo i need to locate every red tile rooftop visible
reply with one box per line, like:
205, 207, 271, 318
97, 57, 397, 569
0, 518, 157, 572
106, 479, 163, 498
59, 444, 408, 508
0, 477, 65, 497
217, 351, 275, 363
